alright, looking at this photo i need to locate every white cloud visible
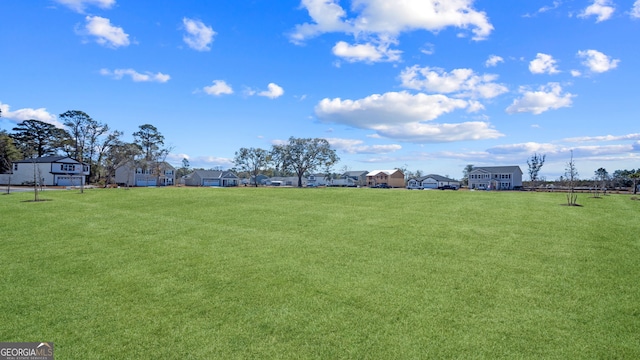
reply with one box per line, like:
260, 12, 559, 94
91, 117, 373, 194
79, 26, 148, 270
258, 83, 284, 99
529, 53, 560, 74
579, 0, 615, 22
632, 0, 640, 18
203, 80, 233, 96
570, 69, 582, 77
326, 138, 402, 154
487, 142, 561, 155
182, 18, 216, 51
55, 0, 115, 13
314, 91, 503, 143
0, 101, 63, 127
290, 0, 493, 62
577, 49, 620, 73
100, 68, 170, 83
563, 133, 640, 142
83, 16, 130, 48
506, 83, 574, 115
399, 66, 508, 99
332, 41, 401, 63
485, 55, 504, 67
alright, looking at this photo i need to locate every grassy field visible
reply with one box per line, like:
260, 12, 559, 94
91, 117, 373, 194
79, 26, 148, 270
1, 187, 639, 359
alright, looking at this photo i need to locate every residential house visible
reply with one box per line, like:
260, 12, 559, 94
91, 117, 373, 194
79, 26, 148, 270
468, 166, 523, 190
0, 156, 89, 186
307, 173, 329, 187
366, 169, 405, 188
407, 174, 460, 189
340, 170, 368, 186
184, 170, 239, 187
115, 161, 176, 187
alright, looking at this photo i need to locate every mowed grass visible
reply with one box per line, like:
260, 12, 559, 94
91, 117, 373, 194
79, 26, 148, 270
1, 187, 639, 359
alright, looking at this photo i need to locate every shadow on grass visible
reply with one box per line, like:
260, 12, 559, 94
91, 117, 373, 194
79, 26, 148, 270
21, 199, 53, 202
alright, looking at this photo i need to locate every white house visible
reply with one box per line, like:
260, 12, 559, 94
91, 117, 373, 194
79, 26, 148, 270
468, 166, 523, 190
184, 170, 239, 187
115, 161, 176, 187
0, 156, 89, 186
407, 174, 460, 189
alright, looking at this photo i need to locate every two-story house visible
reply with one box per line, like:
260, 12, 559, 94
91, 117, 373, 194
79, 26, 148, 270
366, 169, 405, 188
115, 161, 176, 187
0, 156, 89, 186
468, 166, 523, 190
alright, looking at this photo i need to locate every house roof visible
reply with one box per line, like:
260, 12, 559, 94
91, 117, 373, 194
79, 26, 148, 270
367, 169, 403, 176
15, 156, 80, 164
414, 174, 458, 182
191, 170, 238, 179
343, 170, 368, 177
470, 166, 522, 174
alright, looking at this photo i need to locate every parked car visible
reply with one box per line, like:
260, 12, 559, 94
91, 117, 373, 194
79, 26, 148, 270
438, 185, 458, 190
406, 185, 422, 190
373, 184, 391, 188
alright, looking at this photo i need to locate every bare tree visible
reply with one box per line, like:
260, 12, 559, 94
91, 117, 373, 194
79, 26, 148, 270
564, 150, 579, 206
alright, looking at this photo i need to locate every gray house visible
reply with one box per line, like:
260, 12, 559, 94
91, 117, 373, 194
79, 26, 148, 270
468, 166, 523, 190
184, 170, 239, 187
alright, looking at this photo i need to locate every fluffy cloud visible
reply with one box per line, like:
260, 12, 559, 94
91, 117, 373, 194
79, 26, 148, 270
183, 18, 216, 51
315, 91, 503, 143
506, 83, 574, 115
529, 53, 560, 74
579, 0, 615, 22
83, 16, 130, 48
258, 83, 284, 99
291, 0, 493, 62
326, 138, 402, 154
203, 80, 233, 96
632, 0, 640, 18
55, 0, 115, 13
332, 41, 401, 63
0, 102, 63, 127
485, 55, 504, 67
577, 49, 620, 73
100, 68, 170, 83
400, 66, 508, 99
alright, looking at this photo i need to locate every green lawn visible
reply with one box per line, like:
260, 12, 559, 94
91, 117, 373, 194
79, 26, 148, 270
1, 187, 639, 359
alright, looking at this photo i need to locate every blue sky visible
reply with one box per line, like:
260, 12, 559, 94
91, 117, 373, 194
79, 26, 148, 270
1, 0, 639, 180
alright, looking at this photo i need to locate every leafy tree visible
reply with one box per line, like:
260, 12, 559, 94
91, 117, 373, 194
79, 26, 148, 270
176, 157, 192, 179
133, 124, 171, 185
234, 147, 270, 187
271, 137, 339, 187
462, 164, 474, 186
631, 170, 640, 195
594, 168, 608, 196
133, 124, 165, 161
0, 130, 20, 173
60, 110, 110, 189
527, 153, 546, 188
10, 119, 66, 158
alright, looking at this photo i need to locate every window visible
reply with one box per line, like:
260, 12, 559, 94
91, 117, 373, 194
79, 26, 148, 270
61, 164, 76, 172
13, 163, 18, 171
